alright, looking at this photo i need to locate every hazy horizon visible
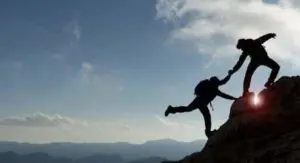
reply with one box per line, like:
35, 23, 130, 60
0, 138, 204, 144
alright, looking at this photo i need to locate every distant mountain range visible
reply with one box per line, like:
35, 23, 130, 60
0, 151, 166, 163
0, 139, 205, 161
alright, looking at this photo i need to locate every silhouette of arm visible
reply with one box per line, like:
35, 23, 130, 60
217, 90, 237, 100
230, 53, 247, 74
255, 33, 276, 44
218, 74, 231, 86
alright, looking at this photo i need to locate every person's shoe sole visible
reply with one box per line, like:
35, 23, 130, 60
164, 111, 169, 117
165, 106, 172, 117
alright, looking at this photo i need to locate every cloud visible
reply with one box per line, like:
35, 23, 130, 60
156, 0, 300, 67
155, 115, 195, 129
62, 19, 81, 48
0, 112, 88, 127
0, 114, 204, 143
77, 61, 125, 93
81, 62, 94, 75
72, 20, 81, 41
79, 61, 101, 86
119, 124, 131, 132
155, 115, 178, 126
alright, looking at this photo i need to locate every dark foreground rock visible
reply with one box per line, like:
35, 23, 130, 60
163, 76, 300, 163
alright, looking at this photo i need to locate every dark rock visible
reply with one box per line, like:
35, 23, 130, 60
165, 76, 300, 163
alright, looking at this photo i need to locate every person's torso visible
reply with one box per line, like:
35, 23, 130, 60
195, 80, 219, 104
205, 86, 218, 103
243, 39, 268, 59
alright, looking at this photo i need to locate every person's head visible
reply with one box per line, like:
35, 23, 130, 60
236, 38, 247, 50
210, 76, 220, 84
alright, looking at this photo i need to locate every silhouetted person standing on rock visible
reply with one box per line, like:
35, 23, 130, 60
164, 74, 237, 138
229, 33, 280, 97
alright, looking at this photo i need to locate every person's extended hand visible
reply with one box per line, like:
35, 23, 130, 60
271, 33, 277, 39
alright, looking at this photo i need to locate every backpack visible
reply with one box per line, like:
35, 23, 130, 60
194, 79, 211, 96
194, 79, 215, 111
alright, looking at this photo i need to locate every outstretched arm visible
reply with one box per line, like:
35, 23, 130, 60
217, 90, 237, 100
229, 53, 247, 75
218, 74, 231, 86
255, 33, 276, 44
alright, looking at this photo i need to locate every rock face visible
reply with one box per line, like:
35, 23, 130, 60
164, 76, 300, 163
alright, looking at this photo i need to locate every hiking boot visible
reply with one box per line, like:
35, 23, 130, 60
165, 105, 173, 117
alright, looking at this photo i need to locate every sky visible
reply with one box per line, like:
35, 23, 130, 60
0, 0, 300, 143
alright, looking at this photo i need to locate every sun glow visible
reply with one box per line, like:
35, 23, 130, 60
252, 93, 261, 106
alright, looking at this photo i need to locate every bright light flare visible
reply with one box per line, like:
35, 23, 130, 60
252, 93, 261, 106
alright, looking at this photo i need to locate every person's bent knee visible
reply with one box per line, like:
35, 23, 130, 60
274, 63, 280, 72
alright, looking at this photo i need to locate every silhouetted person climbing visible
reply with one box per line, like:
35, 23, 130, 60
164, 74, 237, 138
229, 33, 280, 97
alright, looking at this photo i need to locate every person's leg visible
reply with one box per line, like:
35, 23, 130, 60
262, 57, 280, 87
164, 97, 199, 117
243, 61, 259, 96
199, 106, 211, 137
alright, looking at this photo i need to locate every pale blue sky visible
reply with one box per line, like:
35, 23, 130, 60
0, 0, 299, 143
